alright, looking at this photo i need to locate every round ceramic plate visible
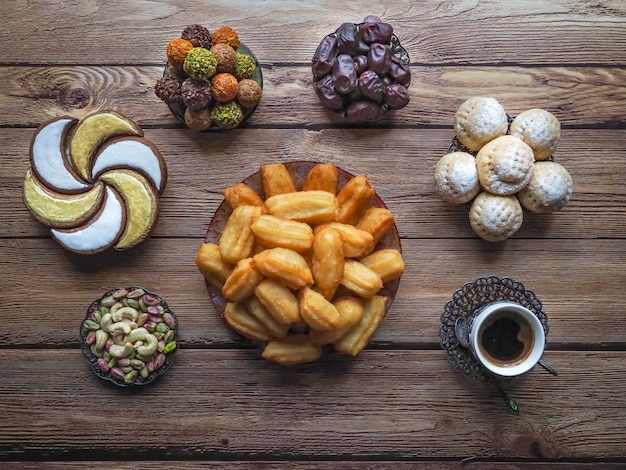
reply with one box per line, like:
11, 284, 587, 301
204, 161, 402, 340
164, 42, 263, 130
80, 286, 179, 387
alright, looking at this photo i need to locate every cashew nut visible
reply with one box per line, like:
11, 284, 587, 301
109, 342, 133, 358
100, 313, 113, 332
123, 327, 149, 344
95, 329, 109, 350
112, 306, 139, 323
137, 334, 158, 356
109, 302, 125, 316
108, 322, 131, 336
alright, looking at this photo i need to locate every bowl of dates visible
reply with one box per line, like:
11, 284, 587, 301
312, 17, 411, 123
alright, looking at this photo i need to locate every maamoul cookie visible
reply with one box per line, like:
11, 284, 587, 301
517, 161, 572, 213
476, 135, 535, 195
509, 108, 561, 160
23, 111, 167, 254
469, 192, 523, 242
453, 97, 509, 151
434, 151, 480, 204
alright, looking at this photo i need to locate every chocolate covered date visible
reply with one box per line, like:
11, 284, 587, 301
359, 22, 393, 45
385, 83, 410, 109
368, 43, 392, 76
332, 54, 357, 94
358, 70, 384, 102
345, 101, 382, 122
389, 56, 411, 86
312, 35, 338, 78
315, 75, 344, 110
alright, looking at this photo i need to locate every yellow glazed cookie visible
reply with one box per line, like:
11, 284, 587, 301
453, 97, 509, 151
469, 192, 523, 242
434, 151, 480, 204
517, 161, 572, 213
509, 108, 561, 160
476, 135, 535, 196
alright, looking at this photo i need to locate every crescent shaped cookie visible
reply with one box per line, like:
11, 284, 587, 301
23, 111, 167, 254
476, 135, 535, 196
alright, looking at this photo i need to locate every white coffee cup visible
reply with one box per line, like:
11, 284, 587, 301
469, 301, 545, 377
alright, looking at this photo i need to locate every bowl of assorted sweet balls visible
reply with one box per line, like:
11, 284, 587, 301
154, 24, 263, 131
434, 96, 573, 242
312, 16, 411, 123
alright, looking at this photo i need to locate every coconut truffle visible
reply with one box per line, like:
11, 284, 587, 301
183, 47, 218, 82
454, 97, 509, 151
517, 161, 572, 213
211, 73, 239, 103
167, 38, 194, 74
509, 108, 561, 160
469, 192, 523, 242
180, 78, 212, 110
235, 53, 257, 80
184, 106, 213, 131
476, 135, 535, 196
434, 151, 480, 204
236, 79, 262, 109
181, 24, 212, 49
212, 25, 240, 50
154, 74, 183, 105
211, 43, 237, 74
211, 101, 244, 128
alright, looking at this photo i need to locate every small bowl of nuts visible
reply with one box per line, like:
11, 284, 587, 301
312, 16, 411, 122
80, 287, 179, 386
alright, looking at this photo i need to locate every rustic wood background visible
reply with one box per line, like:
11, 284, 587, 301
0, 0, 625, 467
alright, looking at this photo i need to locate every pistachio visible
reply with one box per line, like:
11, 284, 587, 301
121, 366, 134, 374
124, 370, 138, 384
109, 342, 133, 358
85, 331, 97, 345
143, 294, 160, 306
136, 313, 149, 327
163, 312, 176, 328
140, 367, 149, 379
113, 289, 129, 299
125, 298, 140, 310
153, 353, 166, 370
117, 357, 131, 367
97, 358, 110, 373
83, 319, 100, 331
135, 353, 153, 363
163, 341, 177, 354
146, 358, 156, 373
95, 329, 109, 350
148, 314, 164, 324
100, 306, 110, 315
101, 295, 117, 308
128, 288, 146, 299
157, 340, 165, 353
130, 359, 145, 370
148, 305, 165, 316
139, 298, 148, 312
164, 329, 175, 344
90, 310, 103, 323
143, 321, 157, 332
103, 351, 111, 362
108, 357, 116, 369
110, 367, 125, 381
156, 322, 170, 334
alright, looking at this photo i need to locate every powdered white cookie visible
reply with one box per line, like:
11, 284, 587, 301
434, 151, 480, 204
476, 135, 535, 195
469, 192, 523, 242
453, 97, 509, 151
509, 108, 561, 160
518, 161, 572, 213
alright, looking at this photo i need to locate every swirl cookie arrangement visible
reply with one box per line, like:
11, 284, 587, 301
435, 97, 573, 242
154, 24, 263, 131
23, 111, 167, 254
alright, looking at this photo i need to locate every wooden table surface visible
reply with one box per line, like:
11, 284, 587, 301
1, 1, 625, 468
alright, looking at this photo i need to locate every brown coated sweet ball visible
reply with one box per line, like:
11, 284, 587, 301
212, 25, 240, 50
166, 38, 194, 74
211, 73, 239, 103
184, 106, 213, 131
180, 78, 212, 111
236, 79, 262, 109
181, 24, 212, 49
211, 43, 238, 74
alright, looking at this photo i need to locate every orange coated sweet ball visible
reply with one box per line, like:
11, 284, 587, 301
212, 26, 240, 50
167, 38, 194, 72
211, 73, 239, 103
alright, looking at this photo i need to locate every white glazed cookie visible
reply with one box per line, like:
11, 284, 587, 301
469, 192, 523, 242
509, 108, 561, 160
453, 97, 509, 151
23, 111, 167, 254
434, 151, 480, 204
476, 135, 535, 195
517, 161, 572, 213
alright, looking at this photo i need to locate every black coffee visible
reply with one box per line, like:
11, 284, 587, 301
479, 311, 534, 365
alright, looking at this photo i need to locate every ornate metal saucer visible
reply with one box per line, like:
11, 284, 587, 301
439, 275, 554, 413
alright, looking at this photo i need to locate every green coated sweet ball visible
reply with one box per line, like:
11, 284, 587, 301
235, 53, 257, 80
210, 101, 244, 129
183, 47, 218, 82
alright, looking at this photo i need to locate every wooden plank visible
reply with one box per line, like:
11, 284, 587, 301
0, 1, 624, 65
0, 350, 625, 460
0, 238, 623, 346
1, 66, 625, 127
2, 128, 625, 239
